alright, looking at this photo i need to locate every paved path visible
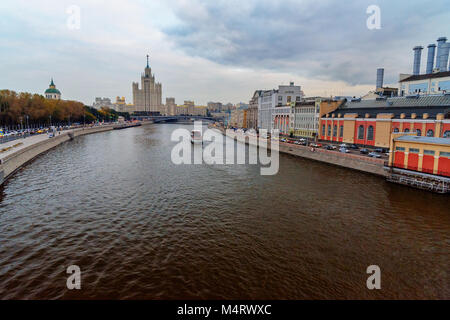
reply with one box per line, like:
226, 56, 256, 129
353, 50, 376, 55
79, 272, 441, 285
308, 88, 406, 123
0, 131, 70, 161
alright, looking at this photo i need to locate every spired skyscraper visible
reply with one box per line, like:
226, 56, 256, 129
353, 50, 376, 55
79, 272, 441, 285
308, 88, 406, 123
132, 55, 162, 113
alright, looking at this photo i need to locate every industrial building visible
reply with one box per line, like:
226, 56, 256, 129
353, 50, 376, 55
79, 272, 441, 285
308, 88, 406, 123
399, 37, 450, 96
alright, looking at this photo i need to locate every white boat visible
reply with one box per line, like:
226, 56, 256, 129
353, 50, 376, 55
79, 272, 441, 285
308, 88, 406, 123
191, 130, 202, 144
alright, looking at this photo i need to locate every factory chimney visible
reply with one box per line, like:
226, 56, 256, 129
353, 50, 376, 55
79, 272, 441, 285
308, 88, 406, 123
435, 37, 447, 71
438, 43, 450, 72
376, 68, 384, 89
412, 46, 423, 75
426, 44, 436, 74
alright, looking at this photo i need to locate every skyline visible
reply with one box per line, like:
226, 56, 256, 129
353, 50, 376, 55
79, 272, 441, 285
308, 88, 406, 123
1, 0, 450, 105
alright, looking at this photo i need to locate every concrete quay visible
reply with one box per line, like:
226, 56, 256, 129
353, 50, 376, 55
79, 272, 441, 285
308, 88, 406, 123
213, 127, 388, 177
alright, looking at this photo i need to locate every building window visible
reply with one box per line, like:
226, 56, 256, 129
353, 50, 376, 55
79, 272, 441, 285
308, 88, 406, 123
409, 148, 419, 153
404, 128, 410, 133
358, 125, 364, 139
424, 150, 435, 156
340, 125, 343, 138
322, 124, 325, 136
426, 129, 434, 137
416, 129, 421, 136
367, 125, 374, 140
393, 128, 399, 133
333, 125, 337, 137
327, 125, 331, 136
440, 152, 450, 158
287, 96, 291, 103
395, 147, 405, 151
278, 96, 282, 101
444, 130, 450, 138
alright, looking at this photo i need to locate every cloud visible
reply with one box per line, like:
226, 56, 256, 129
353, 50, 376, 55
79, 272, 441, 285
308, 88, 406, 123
0, 0, 449, 105
163, 0, 450, 85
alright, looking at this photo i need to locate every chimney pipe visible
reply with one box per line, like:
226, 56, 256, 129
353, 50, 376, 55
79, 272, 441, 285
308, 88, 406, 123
438, 43, 450, 72
436, 37, 447, 70
376, 68, 384, 89
412, 46, 423, 75
426, 44, 436, 74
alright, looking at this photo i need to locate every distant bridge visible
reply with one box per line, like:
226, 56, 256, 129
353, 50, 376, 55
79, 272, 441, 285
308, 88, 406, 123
131, 115, 220, 124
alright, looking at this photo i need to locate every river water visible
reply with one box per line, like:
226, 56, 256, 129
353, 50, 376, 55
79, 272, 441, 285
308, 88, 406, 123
0, 124, 448, 299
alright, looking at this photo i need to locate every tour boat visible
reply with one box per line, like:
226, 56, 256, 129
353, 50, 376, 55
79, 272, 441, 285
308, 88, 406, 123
191, 130, 202, 144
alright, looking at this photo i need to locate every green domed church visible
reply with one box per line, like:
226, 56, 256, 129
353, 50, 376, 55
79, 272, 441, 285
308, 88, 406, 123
44, 78, 61, 100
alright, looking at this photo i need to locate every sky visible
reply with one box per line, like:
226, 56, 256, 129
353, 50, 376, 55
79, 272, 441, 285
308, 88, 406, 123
1, 0, 449, 106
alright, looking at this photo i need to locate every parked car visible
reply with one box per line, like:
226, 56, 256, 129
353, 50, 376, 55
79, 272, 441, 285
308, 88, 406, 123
349, 144, 359, 149
310, 143, 319, 147
325, 145, 336, 150
368, 152, 382, 158
339, 143, 348, 148
339, 147, 350, 153
374, 148, 384, 153
360, 148, 369, 154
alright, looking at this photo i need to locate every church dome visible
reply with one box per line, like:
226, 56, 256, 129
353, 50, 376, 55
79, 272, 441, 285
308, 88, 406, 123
45, 88, 61, 94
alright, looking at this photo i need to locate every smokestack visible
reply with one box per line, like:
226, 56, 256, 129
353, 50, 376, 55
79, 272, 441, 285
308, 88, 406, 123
436, 37, 447, 70
426, 44, 436, 74
412, 46, 423, 75
376, 68, 384, 89
438, 43, 450, 72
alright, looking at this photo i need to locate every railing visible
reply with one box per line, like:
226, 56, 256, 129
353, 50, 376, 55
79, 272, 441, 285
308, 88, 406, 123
387, 173, 449, 193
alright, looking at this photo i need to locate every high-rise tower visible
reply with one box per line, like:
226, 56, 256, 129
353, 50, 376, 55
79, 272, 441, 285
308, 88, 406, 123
132, 55, 162, 113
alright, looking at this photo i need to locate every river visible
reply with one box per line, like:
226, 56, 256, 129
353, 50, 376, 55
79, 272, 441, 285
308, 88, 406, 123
0, 124, 448, 299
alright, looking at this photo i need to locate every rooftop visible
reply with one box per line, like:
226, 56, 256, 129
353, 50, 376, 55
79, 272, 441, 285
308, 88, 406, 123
342, 94, 450, 109
395, 135, 450, 146
399, 71, 450, 82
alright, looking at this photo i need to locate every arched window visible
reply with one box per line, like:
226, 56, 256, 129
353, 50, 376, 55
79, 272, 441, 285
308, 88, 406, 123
340, 125, 343, 138
367, 125, 374, 141
444, 130, 450, 138
426, 129, 434, 137
393, 128, 399, 133
333, 125, 337, 137
358, 125, 364, 139
327, 125, 331, 136
404, 128, 410, 133
416, 129, 421, 136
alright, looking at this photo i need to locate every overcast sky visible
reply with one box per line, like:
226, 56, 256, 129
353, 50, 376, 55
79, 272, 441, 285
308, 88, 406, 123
1, 0, 449, 105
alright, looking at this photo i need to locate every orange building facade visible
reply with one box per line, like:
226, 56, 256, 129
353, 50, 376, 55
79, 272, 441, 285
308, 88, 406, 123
319, 96, 450, 149
388, 133, 450, 177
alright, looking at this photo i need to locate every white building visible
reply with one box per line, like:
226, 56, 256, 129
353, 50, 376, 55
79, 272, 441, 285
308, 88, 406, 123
257, 82, 303, 132
399, 72, 450, 96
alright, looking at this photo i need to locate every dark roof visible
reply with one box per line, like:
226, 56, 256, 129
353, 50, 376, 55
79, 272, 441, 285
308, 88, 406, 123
343, 94, 450, 109
327, 105, 449, 120
399, 71, 450, 82
295, 101, 315, 107
395, 135, 450, 146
